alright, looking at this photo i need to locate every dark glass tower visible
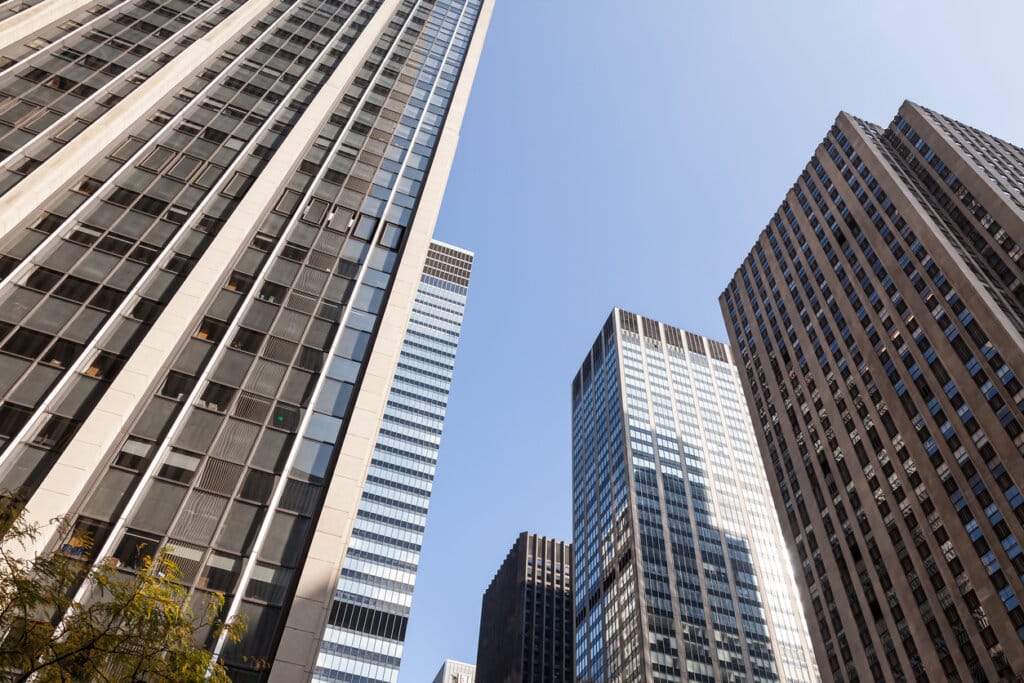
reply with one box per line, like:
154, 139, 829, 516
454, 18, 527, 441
721, 101, 1024, 682
476, 532, 574, 683
571, 310, 818, 683
0, 0, 492, 679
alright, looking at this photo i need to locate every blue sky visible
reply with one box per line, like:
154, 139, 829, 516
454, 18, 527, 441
399, 1, 1024, 679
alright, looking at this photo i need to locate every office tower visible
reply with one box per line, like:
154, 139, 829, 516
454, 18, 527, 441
432, 660, 476, 683
0, 0, 492, 678
476, 532, 574, 683
571, 310, 818, 683
720, 101, 1024, 681
314, 240, 472, 682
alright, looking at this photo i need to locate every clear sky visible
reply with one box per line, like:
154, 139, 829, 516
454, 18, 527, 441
399, 1, 1024, 679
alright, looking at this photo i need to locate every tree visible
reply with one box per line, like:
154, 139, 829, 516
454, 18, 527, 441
0, 505, 244, 682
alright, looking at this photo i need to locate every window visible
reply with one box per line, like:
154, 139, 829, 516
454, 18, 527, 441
114, 437, 154, 471
74, 177, 103, 196
60, 517, 110, 561
111, 530, 159, 570
270, 403, 300, 431
226, 271, 253, 293
160, 371, 195, 400
230, 328, 264, 353
130, 298, 162, 323
89, 286, 125, 311
257, 282, 287, 304
53, 276, 98, 303
200, 552, 241, 592
157, 449, 201, 484
353, 214, 377, 240
84, 351, 125, 379
199, 382, 235, 412
196, 317, 227, 342
31, 415, 79, 450
3, 329, 53, 359
41, 339, 82, 368
25, 268, 62, 292
0, 403, 33, 439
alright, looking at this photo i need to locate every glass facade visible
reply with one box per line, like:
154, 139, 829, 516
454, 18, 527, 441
0, 0, 490, 679
314, 241, 471, 683
572, 309, 818, 683
720, 102, 1024, 681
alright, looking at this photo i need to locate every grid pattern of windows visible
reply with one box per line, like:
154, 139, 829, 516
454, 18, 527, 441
476, 533, 573, 683
0, 0, 384, 504
571, 310, 819, 683
0, 0, 245, 193
313, 241, 472, 683
0, 0, 489, 679
720, 101, 1024, 682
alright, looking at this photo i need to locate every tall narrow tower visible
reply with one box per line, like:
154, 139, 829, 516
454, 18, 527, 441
571, 309, 818, 683
721, 101, 1024, 681
315, 240, 472, 682
0, 0, 492, 679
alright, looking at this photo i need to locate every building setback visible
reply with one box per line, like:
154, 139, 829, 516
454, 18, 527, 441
476, 532, 574, 683
433, 660, 476, 683
720, 101, 1024, 682
571, 310, 818, 683
314, 241, 472, 681
0, 0, 492, 679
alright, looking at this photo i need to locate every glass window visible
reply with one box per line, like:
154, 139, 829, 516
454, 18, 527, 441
292, 438, 332, 484
84, 351, 125, 379
200, 552, 242, 592
158, 449, 201, 484
198, 382, 235, 412
111, 529, 159, 570
114, 436, 154, 471
160, 371, 195, 400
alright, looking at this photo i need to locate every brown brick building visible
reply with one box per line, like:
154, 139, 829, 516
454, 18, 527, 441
476, 532, 573, 683
721, 101, 1024, 681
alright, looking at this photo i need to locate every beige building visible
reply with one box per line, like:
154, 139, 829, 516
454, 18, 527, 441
0, 0, 492, 680
432, 660, 476, 683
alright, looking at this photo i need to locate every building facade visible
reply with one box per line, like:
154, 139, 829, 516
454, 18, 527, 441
432, 660, 476, 683
720, 101, 1024, 681
0, 0, 492, 679
313, 241, 472, 682
571, 310, 818, 683
476, 532, 574, 683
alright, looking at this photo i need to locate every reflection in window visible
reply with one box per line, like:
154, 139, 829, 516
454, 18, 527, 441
157, 450, 201, 483
200, 552, 242, 592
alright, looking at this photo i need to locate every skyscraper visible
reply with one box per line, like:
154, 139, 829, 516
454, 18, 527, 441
314, 240, 472, 682
720, 101, 1024, 681
0, 0, 492, 679
476, 532, 574, 683
571, 310, 818, 683
432, 659, 476, 683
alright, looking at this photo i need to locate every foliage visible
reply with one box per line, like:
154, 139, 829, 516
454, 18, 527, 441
0, 506, 244, 682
